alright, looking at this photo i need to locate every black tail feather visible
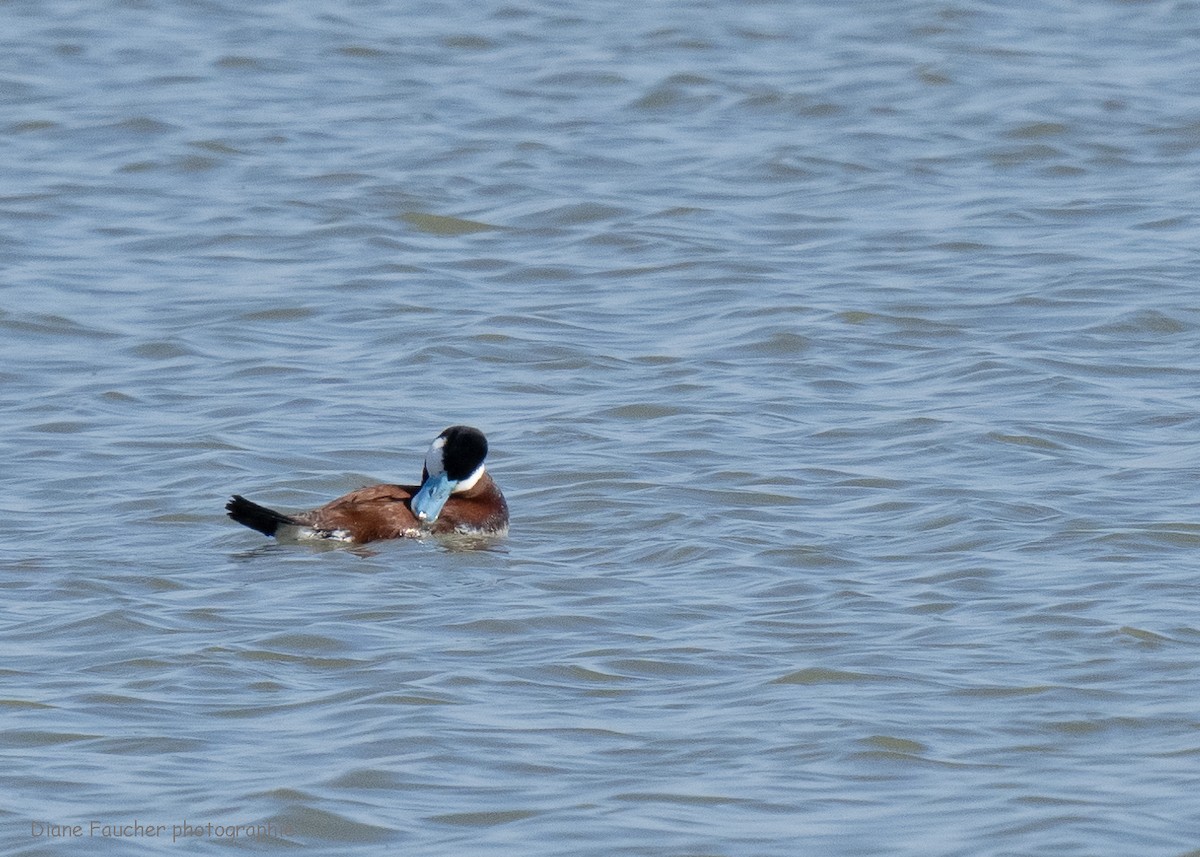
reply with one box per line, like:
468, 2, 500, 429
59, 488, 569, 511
226, 495, 298, 537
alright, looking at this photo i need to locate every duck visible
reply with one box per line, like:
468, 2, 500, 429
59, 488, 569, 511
226, 425, 508, 544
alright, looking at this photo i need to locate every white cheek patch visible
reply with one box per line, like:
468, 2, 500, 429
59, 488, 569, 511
425, 437, 446, 476
452, 464, 486, 493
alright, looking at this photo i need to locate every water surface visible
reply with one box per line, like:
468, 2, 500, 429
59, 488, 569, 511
3, 1, 1200, 855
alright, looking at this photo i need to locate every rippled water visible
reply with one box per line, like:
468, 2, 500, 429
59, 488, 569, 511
4, 1, 1200, 854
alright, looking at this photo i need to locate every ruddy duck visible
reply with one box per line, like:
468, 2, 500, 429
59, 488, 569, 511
226, 425, 508, 544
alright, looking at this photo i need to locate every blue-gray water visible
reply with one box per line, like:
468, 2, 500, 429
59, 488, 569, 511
3, 1, 1200, 854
